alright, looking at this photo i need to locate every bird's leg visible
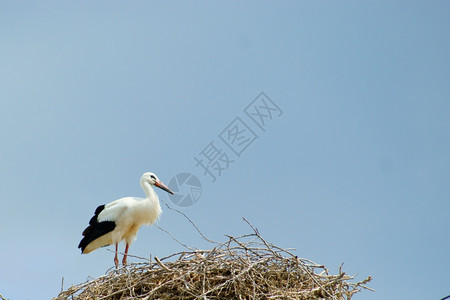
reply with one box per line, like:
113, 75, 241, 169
114, 243, 119, 268
122, 243, 129, 266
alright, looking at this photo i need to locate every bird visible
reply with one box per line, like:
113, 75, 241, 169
78, 172, 174, 267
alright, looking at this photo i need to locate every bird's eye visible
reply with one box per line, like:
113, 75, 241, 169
150, 175, 156, 180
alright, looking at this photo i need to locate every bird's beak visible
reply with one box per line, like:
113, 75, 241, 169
155, 180, 174, 195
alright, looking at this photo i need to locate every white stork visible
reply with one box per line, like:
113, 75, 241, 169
78, 172, 174, 267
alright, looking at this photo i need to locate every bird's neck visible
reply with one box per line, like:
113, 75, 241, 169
140, 182, 162, 223
142, 182, 159, 203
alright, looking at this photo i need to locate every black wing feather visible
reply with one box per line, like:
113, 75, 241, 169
78, 205, 116, 253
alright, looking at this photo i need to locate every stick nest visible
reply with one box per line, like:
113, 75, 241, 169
56, 221, 372, 300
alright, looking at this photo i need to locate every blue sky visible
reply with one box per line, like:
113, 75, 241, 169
1, 1, 449, 299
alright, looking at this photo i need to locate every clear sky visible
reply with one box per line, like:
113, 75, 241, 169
1, 1, 449, 299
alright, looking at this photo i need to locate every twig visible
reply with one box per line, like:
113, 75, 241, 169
106, 249, 151, 262
154, 256, 171, 271
60, 277, 64, 293
161, 200, 220, 245
242, 217, 282, 259
155, 224, 197, 251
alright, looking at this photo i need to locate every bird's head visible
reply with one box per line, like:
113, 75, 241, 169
141, 172, 174, 195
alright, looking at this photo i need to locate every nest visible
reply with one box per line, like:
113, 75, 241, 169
56, 219, 372, 299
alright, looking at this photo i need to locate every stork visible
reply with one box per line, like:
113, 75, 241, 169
78, 172, 174, 267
